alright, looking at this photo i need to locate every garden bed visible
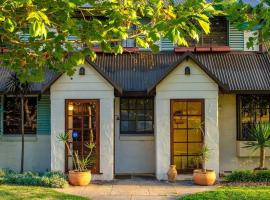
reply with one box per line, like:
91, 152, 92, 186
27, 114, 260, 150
0, 169, 68, 188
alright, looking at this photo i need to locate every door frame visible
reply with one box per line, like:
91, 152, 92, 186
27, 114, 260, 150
64, 99, 100, 173
170, 99, 205, 173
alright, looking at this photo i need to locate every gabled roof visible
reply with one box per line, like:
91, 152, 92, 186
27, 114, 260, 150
1, 51, 270, 94
41, 61, 123, 94
146, 52, 229, 93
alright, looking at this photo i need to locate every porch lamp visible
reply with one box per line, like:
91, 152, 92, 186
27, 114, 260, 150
185, 66, 191, 75
68, 104, 74, 111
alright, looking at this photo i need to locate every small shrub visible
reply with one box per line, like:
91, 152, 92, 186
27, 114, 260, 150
254, 170, 270, 182
0, 169, 68, 188
225, 170, 270, 183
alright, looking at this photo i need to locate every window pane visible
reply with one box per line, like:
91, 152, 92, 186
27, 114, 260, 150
187, 102, 202, 115
174, 143, 187, 155
174, 129, 187, 142
4, 97, 21, 134
136, 121, 145, 132
188, 116, 201, 128
120, 99, 128, 109
128, 110, 136, 120
136, 110, 145, 120
188, 129, 202, 142
188, 143, 202, 154
136, 99, 144, 109
145, 110, 153, 120
129, 99, 136, 109
145, 99, 153, 109
174, 156, 188, 171
173, 102, 187, 116
145, 121, 153, 132
73, 116, 82, 128
121, 121, 128, 132
173, 116, 187, 129
120, 110, 128, 120
128, 121, 136, 131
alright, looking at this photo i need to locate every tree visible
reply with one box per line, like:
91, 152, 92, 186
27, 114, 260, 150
244, 122, 270, 170
0, 0, 217, 82
222, 0, 270, 50
4, 73, 32, 173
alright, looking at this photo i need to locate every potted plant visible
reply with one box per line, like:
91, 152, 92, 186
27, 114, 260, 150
58, 132, 95, 186
243, 122, 270, 170
193, 144, 216, 186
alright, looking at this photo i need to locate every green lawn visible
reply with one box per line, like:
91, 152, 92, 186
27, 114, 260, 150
0, 184, 88, 200
180, 186, 270, 200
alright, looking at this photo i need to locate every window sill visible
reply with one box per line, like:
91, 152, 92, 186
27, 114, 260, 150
237, 141, 270, 157
119, 134, 154, 141
0, 134, 38, 142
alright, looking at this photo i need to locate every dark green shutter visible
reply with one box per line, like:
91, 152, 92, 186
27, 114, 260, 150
229, 23, 244, 51
160, 38, 174, 51
37, 95, 51, 135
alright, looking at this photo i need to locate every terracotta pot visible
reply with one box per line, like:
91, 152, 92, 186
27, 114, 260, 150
167, 165, 178, 182
68, 170, 91, 186
193, 169, 216, 186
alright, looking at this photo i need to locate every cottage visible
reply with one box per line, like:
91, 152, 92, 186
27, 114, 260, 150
1, 17, 270, 181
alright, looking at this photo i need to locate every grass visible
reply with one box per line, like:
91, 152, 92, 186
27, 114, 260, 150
0, 184, 88, 200
180, 186, 270, 200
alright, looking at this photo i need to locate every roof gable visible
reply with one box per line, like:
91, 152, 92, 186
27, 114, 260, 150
147, 52, 229, 93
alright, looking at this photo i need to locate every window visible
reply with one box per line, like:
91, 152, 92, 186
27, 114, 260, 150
178, 16, 228, 47
171, 99, 204, 173
238, 95, 270, 141
120, 98, 154, 134
4, 96, 37, 135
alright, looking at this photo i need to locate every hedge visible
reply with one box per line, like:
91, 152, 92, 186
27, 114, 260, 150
0, 169, 68, 188
225, 170, 270, 183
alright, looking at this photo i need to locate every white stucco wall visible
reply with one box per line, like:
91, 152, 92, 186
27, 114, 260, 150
114, 98, 155, 174
155, 59, 219, 180
0, 135, 51, 172
219, 94, 270, 172
50, 63, 114, 180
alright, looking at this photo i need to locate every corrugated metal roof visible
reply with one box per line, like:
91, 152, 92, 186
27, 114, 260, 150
1, 51, 270, 93
92, 52, 270, 92
0, 67, 57, 93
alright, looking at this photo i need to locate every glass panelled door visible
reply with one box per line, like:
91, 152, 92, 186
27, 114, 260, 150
171, 99, 204, 173
65, 100, 99, 173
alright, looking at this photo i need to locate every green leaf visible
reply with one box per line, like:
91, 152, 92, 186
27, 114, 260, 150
197, 14, 210, 34
114, 45, 123, 54
136, 37, 149, 48
4, 18, 16, 32
0, 13, 5, 21
150, 44, 159, 53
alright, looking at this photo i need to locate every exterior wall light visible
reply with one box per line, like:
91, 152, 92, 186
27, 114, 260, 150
185, 66, 191, 75
79, 67, 85, 75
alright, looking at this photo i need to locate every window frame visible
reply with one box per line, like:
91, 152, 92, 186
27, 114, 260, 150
120, 97, 154, 135
170, 99, 205, 173
237, 94, 270, 141
3, 95, 38, 135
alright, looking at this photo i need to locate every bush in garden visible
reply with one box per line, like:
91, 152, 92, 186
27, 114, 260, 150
225, 170, 270, 182
0, 169, 68, 188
